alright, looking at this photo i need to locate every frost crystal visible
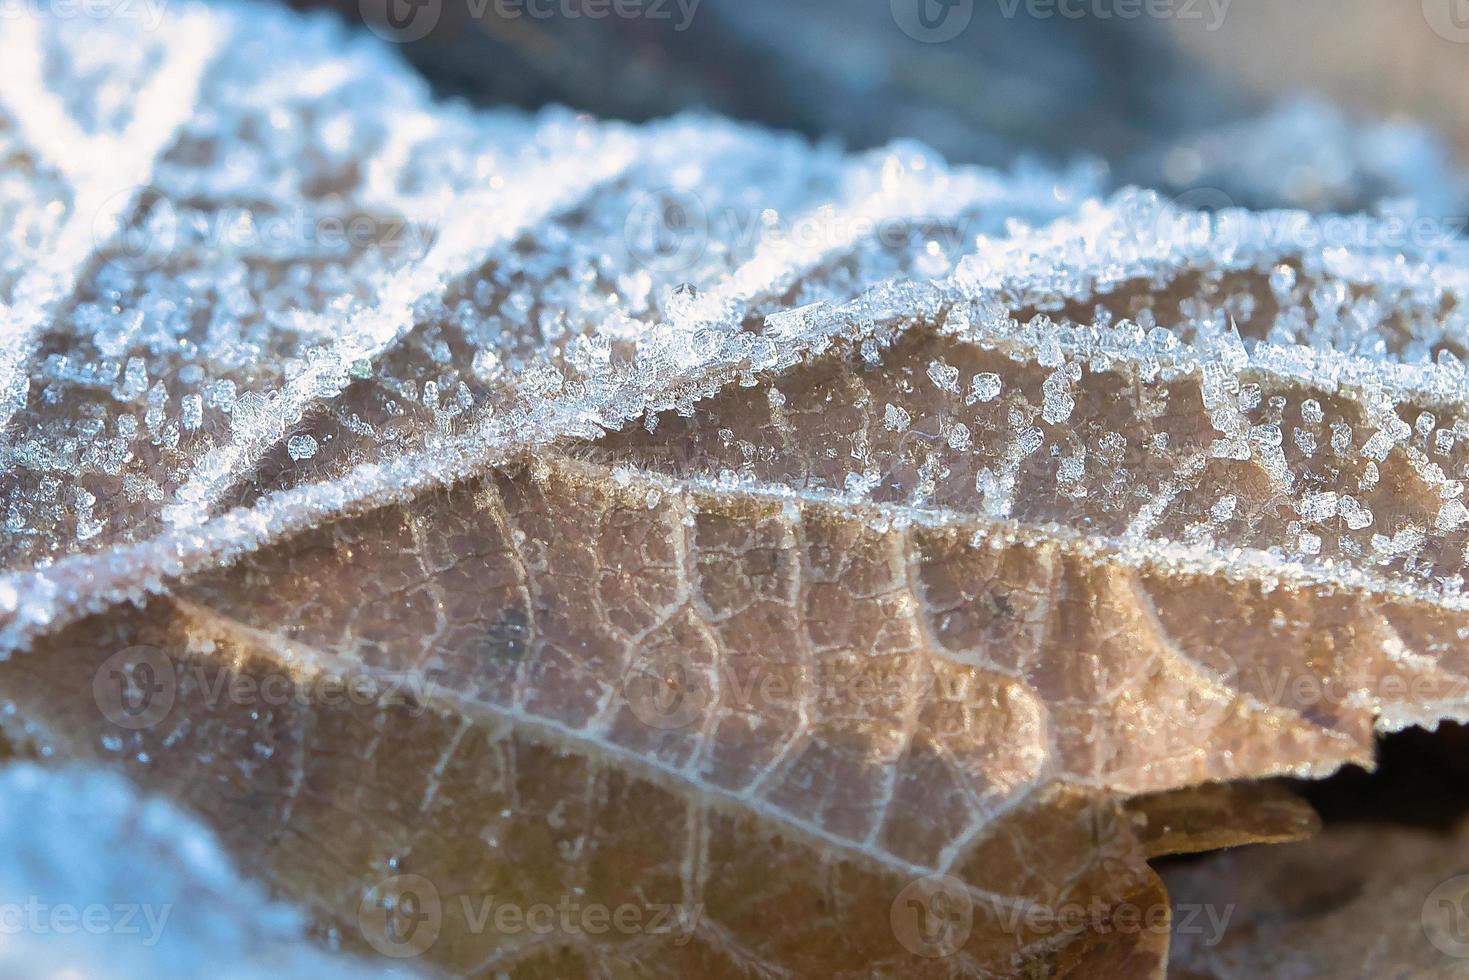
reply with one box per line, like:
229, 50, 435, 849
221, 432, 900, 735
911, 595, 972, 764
286, 434, 318, 461
926, 358, 960, 393
967, 372, 1002, 404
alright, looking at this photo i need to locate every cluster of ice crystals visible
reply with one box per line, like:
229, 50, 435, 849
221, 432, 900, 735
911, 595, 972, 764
2, 0, 1469, 657
0, 0, 1108, 576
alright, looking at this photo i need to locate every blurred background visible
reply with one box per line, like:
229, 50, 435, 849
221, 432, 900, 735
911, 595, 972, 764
293, 0, 1469, 206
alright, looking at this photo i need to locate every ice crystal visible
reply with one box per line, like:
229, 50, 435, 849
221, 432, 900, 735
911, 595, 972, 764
967, 371, 1003, 404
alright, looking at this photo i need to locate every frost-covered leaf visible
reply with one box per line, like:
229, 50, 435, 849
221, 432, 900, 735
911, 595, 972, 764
3, 3, 1469, 978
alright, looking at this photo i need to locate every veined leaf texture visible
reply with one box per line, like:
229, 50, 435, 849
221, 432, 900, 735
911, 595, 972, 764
3, 4, 1469, 977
